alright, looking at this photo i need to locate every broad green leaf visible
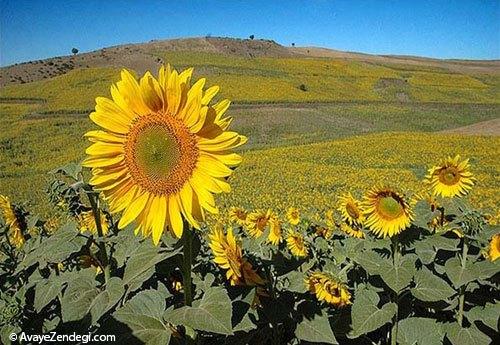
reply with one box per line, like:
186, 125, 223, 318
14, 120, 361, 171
397, 317, 444, 345
113, 289, 171, 345
295, 314, 338, 344
473, 260, 500, 280
90, 277, 125, 324
411, 267, 455, 302
165, 287, 233, 335
283, 270, 307, 293
354, 250, 391, 275
350, 286, 397, 337
123, 242, 178, 293
445, 257, 476, 288
445, 323, 490, 345
34, 275, 66, 312
427, 236, 460, 251
466, 303, 500, 330
60, 269, 99, 322
414, 239, 436, 264
379, 254, 416, 292
0, 324, 21, 345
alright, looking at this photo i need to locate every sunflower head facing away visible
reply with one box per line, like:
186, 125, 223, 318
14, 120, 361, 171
363, 187, 414, 238
424, 155, 475, 198
305, 272, 351, 307
268, 216, 283, 245
286, 207, 301, 225
77, 210, 109, 235
0, 195, 25, 248
337, 192, 364, 226
485, 234, 500, 262
229, 206, 247, 226
286, 230, 308, 258
83, 66, 246, 244
208, 225, 264, 286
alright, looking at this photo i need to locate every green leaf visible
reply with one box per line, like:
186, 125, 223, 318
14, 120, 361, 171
34, 275, 66, 312
378, 254, 416, 292
445, 257, 476, 288
414, 239, 436, 264
295, 314, 337, 344
411, 267, 455, 302
123, 242, 178, 293
353, 250, 390, 275
113, 289, 171, 345
0, 324, 21, 345
466, 303, 500, 330
397, 317, 444, 345
445, 323, 490, 345
90, 277, 125, 324
350, 286, 397, 337
165, 287, 233, 335
473, 260, 500, 280
427, 235, 460, 251
283, 270, 307, 293
60, 269, 99, 322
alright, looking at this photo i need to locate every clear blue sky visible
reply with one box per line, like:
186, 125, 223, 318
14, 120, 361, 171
1, 0, 499, 66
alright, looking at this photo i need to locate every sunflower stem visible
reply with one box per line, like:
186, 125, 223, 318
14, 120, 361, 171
182, 227, 194, 307
86, 190, 110, 283
390, 236, 400, 345
457, 238, 468, 327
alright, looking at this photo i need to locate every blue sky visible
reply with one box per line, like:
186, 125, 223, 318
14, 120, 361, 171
1, 0, 499, 66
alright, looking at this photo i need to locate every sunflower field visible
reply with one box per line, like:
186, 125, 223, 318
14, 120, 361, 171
0, 66, 499, 345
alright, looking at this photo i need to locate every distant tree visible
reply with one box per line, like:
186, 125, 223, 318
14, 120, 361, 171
71, 48, 78, 55
291, 43, 295, 47
249, 34, 255, 40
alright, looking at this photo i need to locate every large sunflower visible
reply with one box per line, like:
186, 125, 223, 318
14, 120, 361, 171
485, 234, 500, 262
363, 187, 414, 238
83, 66, 246, 244
305, 272, 351, 307
0, 195, 25, 248
424, 155, 475, 198
208, 225, 264, 286
337, 192, 364, 226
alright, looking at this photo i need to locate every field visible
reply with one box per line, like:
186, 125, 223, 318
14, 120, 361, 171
0, 48, 500, 213
1, 38, 499, 345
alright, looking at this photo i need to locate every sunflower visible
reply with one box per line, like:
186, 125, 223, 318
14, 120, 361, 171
229, 206, 247, 226
245, 209, 273, 238
286, 207, 301, 225
314, 225, 334, 239
424, 155, 475, 198
337, 193, 364, 226
485, 234, 500, 262
77, 210, 109, 235
363, 187, 414, 238
286, 231, 308, 257
325, 209, 336, 228
340, 222, 365, 239
0, 195, 25, 248
208, 226, 264, 286
82, 66, 246, 244
305, 272, 351, 307
267, 216, 282, 245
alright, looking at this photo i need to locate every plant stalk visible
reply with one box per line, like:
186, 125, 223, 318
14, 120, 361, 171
87, 190, 110, 283
390, 237, 400, 345
182, 227, 194, 307
457, 238, 468, 327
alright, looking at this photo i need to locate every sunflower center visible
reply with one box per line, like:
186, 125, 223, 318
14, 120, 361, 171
377, 196, 404, 220
346, 202, 360, 219
439, 167, 460, 186
125, 113, 198, 195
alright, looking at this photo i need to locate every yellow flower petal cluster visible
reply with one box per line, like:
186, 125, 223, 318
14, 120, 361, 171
245, 209, 273, 238
209, 226, 264, 286
340, 222, 365, 239
286, 207, 301, 225
485, 234, 500, 262
77, 210, 109, 235
0, 195, 25, 248
305, 272, 351, 307
229, 206, 247, 226
83, 65, 246, 244
314, 225, 334, 239
286, 230, 308, 257
268, 217, 283, 245
337, 193, 364, 226
363, 187, 413, 238
424, 155, 475, 198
